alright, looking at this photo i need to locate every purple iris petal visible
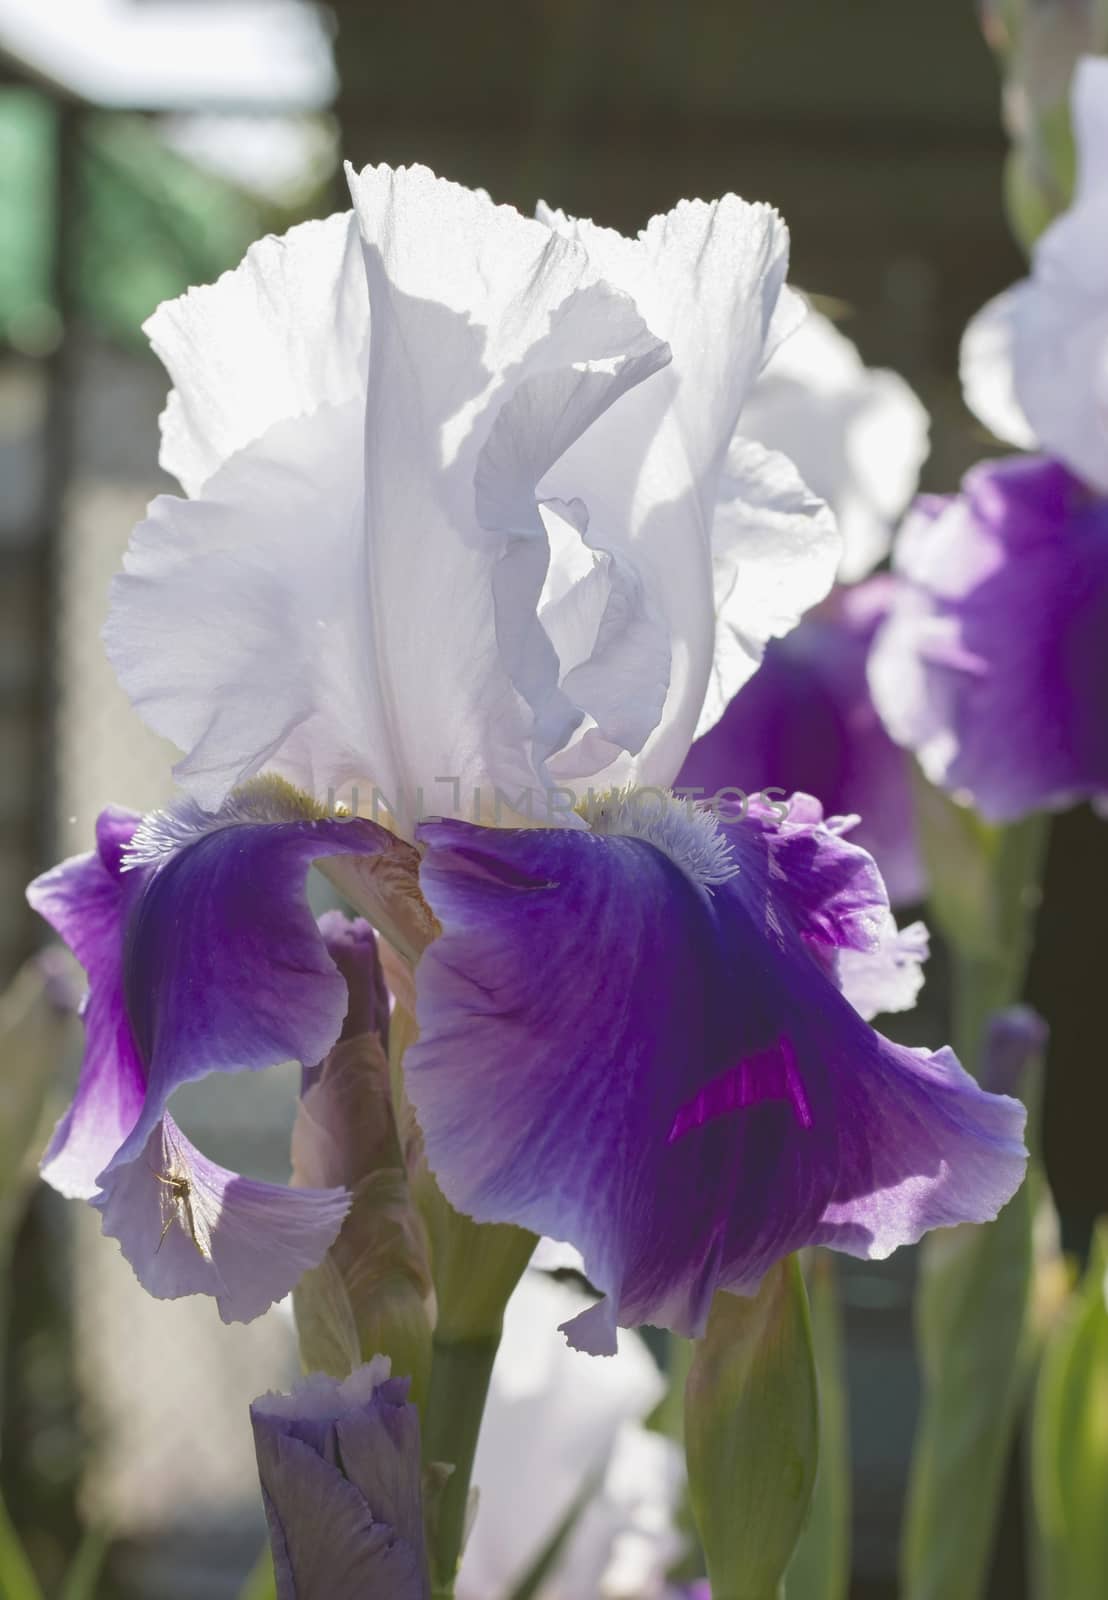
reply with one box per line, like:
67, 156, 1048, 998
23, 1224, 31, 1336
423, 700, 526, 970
27, 807, 148, 1197
94, 1114, 350, 1324
678, 578, 925, 905
407, 803, 1026, 1352
27, 789, 397, 1318
251, 1361, 428, 1600
869, 456, 1108, 822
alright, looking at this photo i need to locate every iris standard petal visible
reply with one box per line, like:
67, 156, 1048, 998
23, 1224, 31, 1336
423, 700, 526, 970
740, 309, 930, 583
111, 164, 839, 828
105, 393, 374, 812
537, 199, 840, 791
869, 456, 1108, 821
407, 801, 1026, 1351
110, 164, 682, 824
145, 209, 369, 497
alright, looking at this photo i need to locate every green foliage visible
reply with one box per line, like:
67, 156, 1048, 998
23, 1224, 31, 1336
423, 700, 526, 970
1032, 1223, 1108, 1600
0, 1490, 44, 1600
785, 1254, 849, 1600
0, 1496, 108, 1600
902, 1182, 1036, 1600
238, 1546, 277, 1600
685, 1259, 818, 1600
902, 793, 1050, 1600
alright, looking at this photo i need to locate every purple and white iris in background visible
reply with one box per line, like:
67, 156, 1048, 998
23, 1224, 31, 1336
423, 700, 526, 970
251, 1359, 428, 1599
960, 55, 1108, 489
870, 458, 1108, 821
869, 56, 1108, 824
25, 781, 402, 1322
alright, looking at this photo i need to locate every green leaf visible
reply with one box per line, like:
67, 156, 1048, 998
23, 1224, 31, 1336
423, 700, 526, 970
58, 1528, 110, 1600
1032, 1222, 1108, 1600
785, 1254, 849, 1600
901, 1180, 1036, 1600
685, 1258, 818, 1600
238, 1545, 277, 1600
912, 779, 1048, 1031
901, 799, 1049, 1600
0, 1491, 43, 1600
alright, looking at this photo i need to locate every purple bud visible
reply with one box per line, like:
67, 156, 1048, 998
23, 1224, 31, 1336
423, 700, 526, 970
250, 1361, 429, 1599
301, 912, 390, 1094
980, 1006, 1049, 1099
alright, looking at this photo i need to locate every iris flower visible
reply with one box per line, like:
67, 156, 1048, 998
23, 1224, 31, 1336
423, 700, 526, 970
869, 458, 1108, 821
960, 55, 1108, 492
31, 163, 1027, 1344
871, 57, 1108, 822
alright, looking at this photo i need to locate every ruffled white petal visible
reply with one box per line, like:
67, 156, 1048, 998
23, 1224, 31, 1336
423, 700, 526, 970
344, 164, 686, 821
958, 56, 1108, 491
960, 288, 1037, 450
112, 163, 833, 818
472, 281, 672, 770
1013, 205, 1108, 491
538, 196, 836, 789
106, 399, 377, 811
696, 437, 839, 741
742, 309, 930, 582
147, 211, 369, 496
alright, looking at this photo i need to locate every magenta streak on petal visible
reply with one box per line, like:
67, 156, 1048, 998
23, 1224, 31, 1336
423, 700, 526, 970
668, 1037, 813, 1142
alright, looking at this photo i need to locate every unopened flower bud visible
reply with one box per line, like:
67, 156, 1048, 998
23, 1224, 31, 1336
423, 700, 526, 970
251, 1360, 429, 1599
292, 917, 433, 1404
979, 1004, 1049, 1099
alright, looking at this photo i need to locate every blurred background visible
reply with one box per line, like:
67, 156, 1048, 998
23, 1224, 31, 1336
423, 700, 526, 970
0, 2, 1104, 1596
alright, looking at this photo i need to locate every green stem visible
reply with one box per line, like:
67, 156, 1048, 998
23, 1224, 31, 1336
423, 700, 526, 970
901, 810, 1050, 1600
423, 1332, 501, 1597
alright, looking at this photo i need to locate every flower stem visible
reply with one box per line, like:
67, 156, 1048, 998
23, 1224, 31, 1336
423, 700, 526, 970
902, 807, 1050, 1600
423, 1330, 501, 1597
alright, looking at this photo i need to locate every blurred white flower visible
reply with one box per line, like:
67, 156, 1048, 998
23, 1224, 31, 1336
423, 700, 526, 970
457, 1270, 684, 1600
961, 54, 1108, 490
739, 309, 930, 583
